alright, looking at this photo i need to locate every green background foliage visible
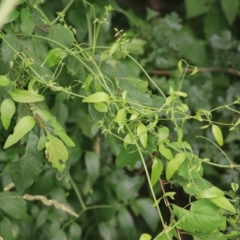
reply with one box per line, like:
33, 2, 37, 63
0, 0, 240, 239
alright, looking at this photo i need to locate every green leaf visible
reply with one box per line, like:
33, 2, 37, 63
0, 217, 16, 240
221, 0, 239, 25
185, 0, 211, 19
166, 153, 186, 180
93, 102, 108, 112
1, 34, 21, 63
118, 208, 136, 239
190, 66, 198, 75
231, 182, 239, 192
158, 126, 169, 142
116, 108, 126, 131
99, 221, 117, 240
37, 133, 47, 151
134, 199, 159, 232
34, 109, 75, 147
210, 196, 236, 213
174, 91, 188, 97
20, 8, 35, 35
0, 75, 10, 86
1, 98, 15, 130
173, 200, 222, 233
11, 130, 44, 194
198, 186, 224, 199
150, 157, 163, 187
212, 124, 223, 146
137, 123, 147, 148
5, 9, 19, 23
109, 41, 120, 56
116, 145, 140, 169
45, 134, 68, 172
83, 74, 93, 93
177, 60, 183, 73
159, 142, 173, 160
85, 151, 100, 184
45, 48, 67, 67
47, 24, 74, 48
10, 90, 44, 103
140, 233, 152, 240
0, 191, 32, 221
4, 116, 36, 149
82, 92, 110, 103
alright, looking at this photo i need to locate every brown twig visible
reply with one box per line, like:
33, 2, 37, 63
151, 67, 240, 77
159, 178, 182, 240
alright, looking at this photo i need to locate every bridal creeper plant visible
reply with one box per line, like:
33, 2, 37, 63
1, 0, 240, 239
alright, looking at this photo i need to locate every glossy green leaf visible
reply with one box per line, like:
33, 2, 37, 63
166, 153, 186, 180
109, 41, 120, 55
137, 123, 147, 148
11, 130, 44, 194
158, 126, 169, 142
190, 66, 198, 75
93, 102, 108, 112
10, 90, 44, 103
221, 0, 239, 25
0, 191, 31, 221
0, 75, 10, 86
140, 233, 152, 240
123, 133, 135, 148
85, 151, 100, 184
159, 142, 173, 160
82, 92, 110, 103
173, 200, 221, 233
210, 196, 236, 213
150, 157, 163, 187
1, 98, 15, 130
198, 186, 224, 199
177, 60, 183, 73
231, 182, 239, 192
83, 74, 93, 93
174, 91, 188, 97
45, 134, 68, 172
4, 116, 36, 149
37, 133, 47, 151
116, 108, 126, 129
45, 48, 67, 67
212, 124, 223, 146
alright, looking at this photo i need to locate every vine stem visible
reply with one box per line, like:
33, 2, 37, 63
69, 176, 86, 210
127, 54, 166, 99
51, 0, 74, 25
135, 144, 172, 240
159, 179, 182, 240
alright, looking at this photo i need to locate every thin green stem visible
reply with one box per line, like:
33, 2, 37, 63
32, 5, 52, 26
196, 136, 233, 168
69, 176, 86, 210
51, 0, 74, 25
127, 54, 166, 99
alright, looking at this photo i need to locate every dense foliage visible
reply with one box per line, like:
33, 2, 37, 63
0, 0, 240, 239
